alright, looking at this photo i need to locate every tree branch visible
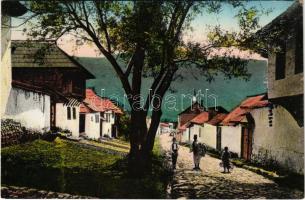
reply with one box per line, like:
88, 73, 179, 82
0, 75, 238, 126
94, 1, 112, 53
124, 52, 136, 77
64, 2, 132, 99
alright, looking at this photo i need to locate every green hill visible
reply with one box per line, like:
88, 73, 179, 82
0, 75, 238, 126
76, 57, 267, 122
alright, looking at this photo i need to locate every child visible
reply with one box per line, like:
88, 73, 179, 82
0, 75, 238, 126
171, 137, 179, 170
221, 146, 231, 173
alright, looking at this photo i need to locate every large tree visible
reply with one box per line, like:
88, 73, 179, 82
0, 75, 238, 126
20, 0, 268, 171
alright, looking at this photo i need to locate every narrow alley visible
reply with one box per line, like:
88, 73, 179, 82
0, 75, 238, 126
159, 133, 303, 199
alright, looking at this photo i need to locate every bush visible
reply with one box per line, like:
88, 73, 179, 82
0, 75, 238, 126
117, 113, 131, 140
50, 126, 63, 133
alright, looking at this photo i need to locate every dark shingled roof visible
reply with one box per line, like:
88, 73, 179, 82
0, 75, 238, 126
11, 40, 95, 78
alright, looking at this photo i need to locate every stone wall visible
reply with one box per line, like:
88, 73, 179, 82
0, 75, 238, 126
1, 185, 94, 198
251, 106, 304, 174
1, 119, 41, 147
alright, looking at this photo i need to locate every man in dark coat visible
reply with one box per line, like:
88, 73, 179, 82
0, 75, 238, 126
191, 134, 202, 170
171, 137, 179, 169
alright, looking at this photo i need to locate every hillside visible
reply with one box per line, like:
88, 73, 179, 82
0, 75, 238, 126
76, 57, 267, 121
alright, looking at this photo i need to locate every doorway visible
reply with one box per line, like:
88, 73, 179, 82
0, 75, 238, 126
241, 127, 253, 160
79, 114, 85, 133
50, 102, 56, 130
111, 124, 117, 138
216, 126, 222, 151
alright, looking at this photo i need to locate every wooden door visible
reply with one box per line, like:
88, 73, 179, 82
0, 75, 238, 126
111, 124, 116, 138
50, 102, 56, 129
241, 127, 253, 160
100, 115, 103, 137
79, 114, 85, 133
216, 126, 221, 151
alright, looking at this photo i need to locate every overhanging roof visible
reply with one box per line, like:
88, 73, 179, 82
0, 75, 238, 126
11, 40, 95, 79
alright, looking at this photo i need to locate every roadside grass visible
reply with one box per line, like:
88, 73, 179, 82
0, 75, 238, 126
1, 137, 171, 198
80, 139, 130, 153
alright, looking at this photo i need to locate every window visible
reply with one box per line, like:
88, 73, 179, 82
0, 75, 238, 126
72, 107, 76, 119
295, 20, 303, 74
95, 114, 99, 123
275, 42, 286, 80
199, 128, 201, 137
67, 107, 71, 120
106, 113, 110, 122
91, 116, 93, 121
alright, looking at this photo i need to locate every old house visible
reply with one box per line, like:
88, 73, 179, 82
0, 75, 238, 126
185, 106, 228, 146
160, 122, 173, 134
177, 101, 205, 143
10, 40, 95, 136
251, 1, 304, 174
198, 113, 227, 151
1, 2, 51, 132
79, 89, 123, 139
221, 94, 269, 158
177, 104, 228, 144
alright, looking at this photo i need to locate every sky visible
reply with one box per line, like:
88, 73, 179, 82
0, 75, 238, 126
11, 1, 294, 58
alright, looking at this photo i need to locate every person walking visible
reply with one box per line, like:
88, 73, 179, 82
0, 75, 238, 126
221, 146, 231, 173
171, 137, 179, 170
191, 134, 202, 170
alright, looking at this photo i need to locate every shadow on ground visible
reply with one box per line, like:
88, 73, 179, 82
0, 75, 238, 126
1, 138, 171, 198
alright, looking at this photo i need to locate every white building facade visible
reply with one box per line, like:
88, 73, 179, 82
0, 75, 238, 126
251, 106, 304, 174
5, 86, 51, 131
56, 103, 80, 137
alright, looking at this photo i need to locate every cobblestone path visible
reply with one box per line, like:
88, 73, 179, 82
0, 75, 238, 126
159, 133, 304, 199
1, 185, 95, 198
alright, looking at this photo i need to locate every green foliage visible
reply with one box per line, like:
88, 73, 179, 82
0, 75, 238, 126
2, 138, 171, 198
20, 0, 271, 153
22, 1, 263, 83
117, 112, 131, 140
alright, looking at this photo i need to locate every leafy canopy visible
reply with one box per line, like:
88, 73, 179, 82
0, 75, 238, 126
20, 1, 269, 106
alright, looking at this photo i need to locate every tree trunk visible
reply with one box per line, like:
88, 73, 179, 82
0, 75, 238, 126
128, 110, 149, 175
127, 92, 165, 175
146, 109, 162, 153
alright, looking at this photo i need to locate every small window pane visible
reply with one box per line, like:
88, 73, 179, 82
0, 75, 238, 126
275, 53, 286, 80
73, 107, 76, 119
95, 115, 99, 123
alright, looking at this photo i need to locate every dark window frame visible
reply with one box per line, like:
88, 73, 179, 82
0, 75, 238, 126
67, 107, 71, 120
95, 114, 99, 123
72, 107, 76, 119
275, 42, 286, 80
